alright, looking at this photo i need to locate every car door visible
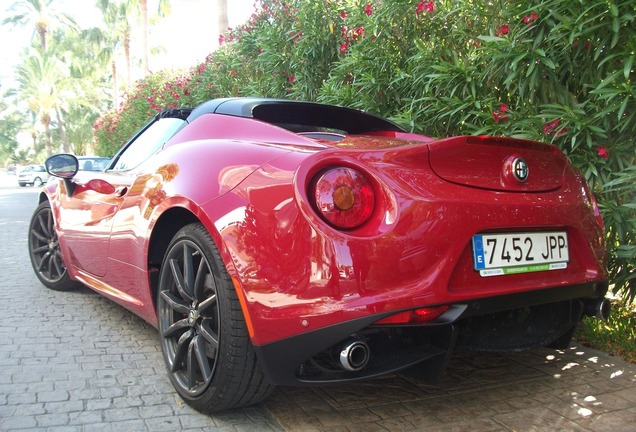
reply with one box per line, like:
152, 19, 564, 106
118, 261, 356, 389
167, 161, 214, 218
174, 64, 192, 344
55, 171, 133, 277
56, 113, 188, 277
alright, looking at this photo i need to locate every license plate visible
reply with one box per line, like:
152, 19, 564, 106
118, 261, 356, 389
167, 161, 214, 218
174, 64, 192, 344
472, 232, 569, 277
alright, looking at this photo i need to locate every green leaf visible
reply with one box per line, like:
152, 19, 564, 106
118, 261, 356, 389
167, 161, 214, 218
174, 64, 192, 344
542, 57, 556, 69
477, 36, 505, 43
624, 56, 634, 79
609, 3, 619, 18
618, 97, 629, 120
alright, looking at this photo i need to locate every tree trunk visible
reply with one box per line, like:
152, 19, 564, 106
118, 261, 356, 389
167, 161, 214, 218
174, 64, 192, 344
55, 108, 68, 153
41, 113, 52, 157
217, 0, 228, 37
37, 22, 47, 51
124, 31, 131, 85
112, 61, 118, 106
141, 0, 149, 75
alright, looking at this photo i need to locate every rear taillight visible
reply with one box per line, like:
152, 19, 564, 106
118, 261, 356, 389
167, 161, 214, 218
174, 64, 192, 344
312, 167, 375, 229
374, 306, 450, 325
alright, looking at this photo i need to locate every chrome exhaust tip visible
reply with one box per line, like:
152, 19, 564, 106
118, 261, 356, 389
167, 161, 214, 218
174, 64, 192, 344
585, 298, 611, 320
594, 298, 611, 320
339, 339, 370, 371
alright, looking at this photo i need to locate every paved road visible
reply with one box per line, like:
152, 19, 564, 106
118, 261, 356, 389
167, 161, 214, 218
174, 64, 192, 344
1, 175, 635, 431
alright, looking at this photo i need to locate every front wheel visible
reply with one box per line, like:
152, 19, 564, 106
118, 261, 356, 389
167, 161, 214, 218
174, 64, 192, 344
28, 202, 77, 291
157, 223, 273, 413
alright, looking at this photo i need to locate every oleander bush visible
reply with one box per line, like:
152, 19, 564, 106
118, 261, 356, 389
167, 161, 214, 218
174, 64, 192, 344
577, 297, 636, 362
94, 0, 635, 301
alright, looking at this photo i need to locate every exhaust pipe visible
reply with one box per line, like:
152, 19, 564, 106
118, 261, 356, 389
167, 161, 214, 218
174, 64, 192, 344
584, 298, 611, 320
338, 338, 370, 371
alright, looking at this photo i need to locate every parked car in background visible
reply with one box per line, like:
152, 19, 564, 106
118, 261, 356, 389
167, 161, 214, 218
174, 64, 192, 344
76, 156, 111, 172
18, 164, 49, 187
29, 98, 609, 413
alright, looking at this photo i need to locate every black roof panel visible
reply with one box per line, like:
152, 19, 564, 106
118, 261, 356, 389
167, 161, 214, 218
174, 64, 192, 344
187, 98, 404, 134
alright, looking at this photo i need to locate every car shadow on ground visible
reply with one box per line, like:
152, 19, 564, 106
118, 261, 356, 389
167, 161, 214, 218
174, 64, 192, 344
265, 345, 635, 431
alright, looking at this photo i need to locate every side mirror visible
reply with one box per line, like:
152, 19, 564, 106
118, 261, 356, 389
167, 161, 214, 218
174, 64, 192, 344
45, 154, 79, 197
45, 154, 79, 178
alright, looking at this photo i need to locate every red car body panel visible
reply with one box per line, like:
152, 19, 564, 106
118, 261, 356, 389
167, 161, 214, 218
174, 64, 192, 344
40, 98, 608, 386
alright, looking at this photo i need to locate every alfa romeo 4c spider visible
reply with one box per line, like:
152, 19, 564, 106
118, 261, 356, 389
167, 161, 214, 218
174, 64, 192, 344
28, 98, 609, 413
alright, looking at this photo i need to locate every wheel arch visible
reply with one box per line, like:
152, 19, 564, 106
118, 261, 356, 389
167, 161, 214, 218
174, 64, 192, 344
147, 206, 200, 311
37, 191, 48, 204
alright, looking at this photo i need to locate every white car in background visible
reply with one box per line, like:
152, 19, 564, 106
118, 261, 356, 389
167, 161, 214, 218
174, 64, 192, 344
18, 165, 49, 187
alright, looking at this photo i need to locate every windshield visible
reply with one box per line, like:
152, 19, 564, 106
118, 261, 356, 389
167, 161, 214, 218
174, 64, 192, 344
111, 118, 186, 171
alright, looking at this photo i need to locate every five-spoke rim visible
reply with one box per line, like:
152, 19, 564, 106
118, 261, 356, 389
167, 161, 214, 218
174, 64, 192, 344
29, 207, 67, 284
159, 240, 220, 397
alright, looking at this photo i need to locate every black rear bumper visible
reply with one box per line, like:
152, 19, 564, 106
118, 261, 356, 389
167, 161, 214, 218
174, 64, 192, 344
253, 282, 607, 386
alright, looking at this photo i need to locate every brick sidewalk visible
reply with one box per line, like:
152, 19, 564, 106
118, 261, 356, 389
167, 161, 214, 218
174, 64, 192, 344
1, 188, 634, 431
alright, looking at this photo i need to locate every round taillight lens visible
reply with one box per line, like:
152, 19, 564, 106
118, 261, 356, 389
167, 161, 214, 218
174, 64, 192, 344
312, 167, 375, 229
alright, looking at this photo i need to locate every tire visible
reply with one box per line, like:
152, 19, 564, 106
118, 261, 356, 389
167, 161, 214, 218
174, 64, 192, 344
33, 177, 43, 187
157, 223, 274, 413
19, 183, 26, 187
28, 202, 77, 291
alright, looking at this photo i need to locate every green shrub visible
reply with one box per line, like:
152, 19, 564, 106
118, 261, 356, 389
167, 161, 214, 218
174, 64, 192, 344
577, 298, 636, 362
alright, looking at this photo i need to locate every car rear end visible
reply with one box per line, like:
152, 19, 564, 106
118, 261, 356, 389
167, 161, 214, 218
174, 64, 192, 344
251, 132, 608, 386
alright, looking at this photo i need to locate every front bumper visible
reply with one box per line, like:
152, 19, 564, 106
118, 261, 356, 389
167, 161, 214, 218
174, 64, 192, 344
254, 281, 607, 386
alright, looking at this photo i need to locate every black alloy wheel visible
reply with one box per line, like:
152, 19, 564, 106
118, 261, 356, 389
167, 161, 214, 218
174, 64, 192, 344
157, 223, 273, 413
28, 202, 77, 291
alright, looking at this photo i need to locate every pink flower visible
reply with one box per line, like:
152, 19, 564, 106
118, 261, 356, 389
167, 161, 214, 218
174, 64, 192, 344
340, 42, 349, 55
543, 119, 568, 137
496, 25, 509, 37
543, 119, 559, 135
492, 104, 509, 122
364, 4, 373, 16
340, 11, 347, 20
523, 12, 539, 24
290, 31, 302, 44
596, 146, 609, 160
288, 75, 295, 83
416, 1, 435, 16
352, 26, 365, 40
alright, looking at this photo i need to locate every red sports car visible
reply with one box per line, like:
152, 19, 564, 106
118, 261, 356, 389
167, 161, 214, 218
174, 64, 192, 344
28, 98, 609, 413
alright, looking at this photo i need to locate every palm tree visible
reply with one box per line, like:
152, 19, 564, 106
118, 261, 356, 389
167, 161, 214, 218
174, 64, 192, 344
0, 110, 24, 163
12, 49, 62, 156
63, 106, 100, 155
141, 0, 149, 74
97, 0, 135, 87
13, 48, 100, 157
2, 0, 76, 51
135, 0, 171, 74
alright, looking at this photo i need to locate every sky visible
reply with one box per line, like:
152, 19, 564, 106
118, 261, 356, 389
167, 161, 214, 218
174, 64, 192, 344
0, 0, 255, 88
